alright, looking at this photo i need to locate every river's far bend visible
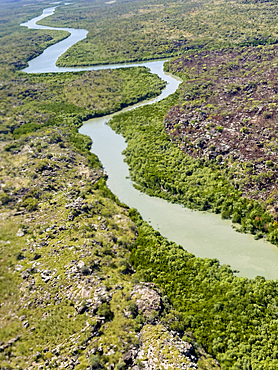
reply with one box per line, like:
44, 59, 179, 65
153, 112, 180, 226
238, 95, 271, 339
21, 5, 278, 279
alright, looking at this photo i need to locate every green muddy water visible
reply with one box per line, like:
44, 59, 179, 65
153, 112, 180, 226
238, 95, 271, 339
23, 5, 278, 279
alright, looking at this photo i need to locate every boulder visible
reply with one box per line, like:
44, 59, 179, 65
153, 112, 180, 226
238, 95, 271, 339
131, 283, 162, 319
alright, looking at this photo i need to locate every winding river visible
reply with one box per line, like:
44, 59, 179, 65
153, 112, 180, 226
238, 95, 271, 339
21, 4, 278, 279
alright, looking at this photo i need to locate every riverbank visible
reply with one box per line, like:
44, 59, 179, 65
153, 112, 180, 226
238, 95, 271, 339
2, 125, 221, 369
1, 2, 278, 369
19, 3, 278, 278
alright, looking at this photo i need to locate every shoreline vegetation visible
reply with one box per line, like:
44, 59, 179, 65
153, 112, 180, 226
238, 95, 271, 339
1, 0, 278, 368
109, 85, 278, 246
37, 0, 278, 245
1, 67, 166, 142
38, 0, 278, 67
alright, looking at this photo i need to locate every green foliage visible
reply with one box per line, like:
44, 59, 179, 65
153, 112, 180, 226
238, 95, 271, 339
97, 303, 114, 321
89, 354, 103, 369
0, 193, 12, 205
70, 130, 92, 152
21, 197, 38, 211
130, 216, 278, 369
109, 96, 276, 244
128, 208, 143, 226
13, 122, 46, 138
93, 178, 127, 208
1, 1, 278, 369
126, 301, 138, 318
1, 67, 165, 142
116, 364, 125, 370
38, 0, 278, 67
215, 125, 223, 132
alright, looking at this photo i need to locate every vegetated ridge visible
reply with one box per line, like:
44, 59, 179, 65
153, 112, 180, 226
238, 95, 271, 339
0, 1, 218, 368
1, 126, 218, 369
1, 0, 278, 369
165, 45, 278, 216
38, 0, 278, 66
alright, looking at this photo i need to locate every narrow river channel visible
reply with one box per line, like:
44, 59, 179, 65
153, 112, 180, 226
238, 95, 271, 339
21, 4, 278, 279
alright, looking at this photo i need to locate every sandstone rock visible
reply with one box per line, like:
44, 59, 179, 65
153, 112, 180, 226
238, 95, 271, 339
41, 269, 56, 282
76, 304, 87, 315
123, 349, 138, 365
21, 270, 30, 279
23, 321, 29, 328
15, 264, 23, 271
0, 335, 21, 352
131, 283, 162, 319
34, 351, 42, 359
77, 261, 85, 269
137, 324, 197, 369
16, 229, 25, 237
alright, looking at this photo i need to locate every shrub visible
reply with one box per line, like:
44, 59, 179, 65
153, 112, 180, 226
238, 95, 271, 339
89, 354, 103, 369
96, 303, 114, 321
216, 125, 224, 132
21, 197, 38, 211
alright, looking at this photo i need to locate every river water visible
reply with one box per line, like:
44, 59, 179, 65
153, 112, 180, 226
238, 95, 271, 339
21, 5, 278, 279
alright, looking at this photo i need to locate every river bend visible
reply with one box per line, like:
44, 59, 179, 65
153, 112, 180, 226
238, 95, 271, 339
21, 5, 278, 279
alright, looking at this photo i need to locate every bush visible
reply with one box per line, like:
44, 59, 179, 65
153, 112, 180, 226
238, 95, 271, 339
89, 354, 103, 369
70, 130, 92, 152
0, 193, 12, 205
126, 301, 138, 318
21, 197, 38, 211
116, 363, 126, 370
96, 303, 114, 321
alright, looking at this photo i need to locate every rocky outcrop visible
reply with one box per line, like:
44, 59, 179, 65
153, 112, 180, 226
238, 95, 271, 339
0, 126, 220, 370
131, 283, 162, 320
0, 336, 21, 353
166, 45, 278, 211
121, 324, 198, 369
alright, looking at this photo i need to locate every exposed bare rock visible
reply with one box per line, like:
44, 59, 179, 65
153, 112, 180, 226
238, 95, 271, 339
40, 268, 56, 283
131, 283, 162, 319
123, 324, 198, 369
0, 336, 21, 352
166, 46, 278, 211
16, 229, 25, 237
